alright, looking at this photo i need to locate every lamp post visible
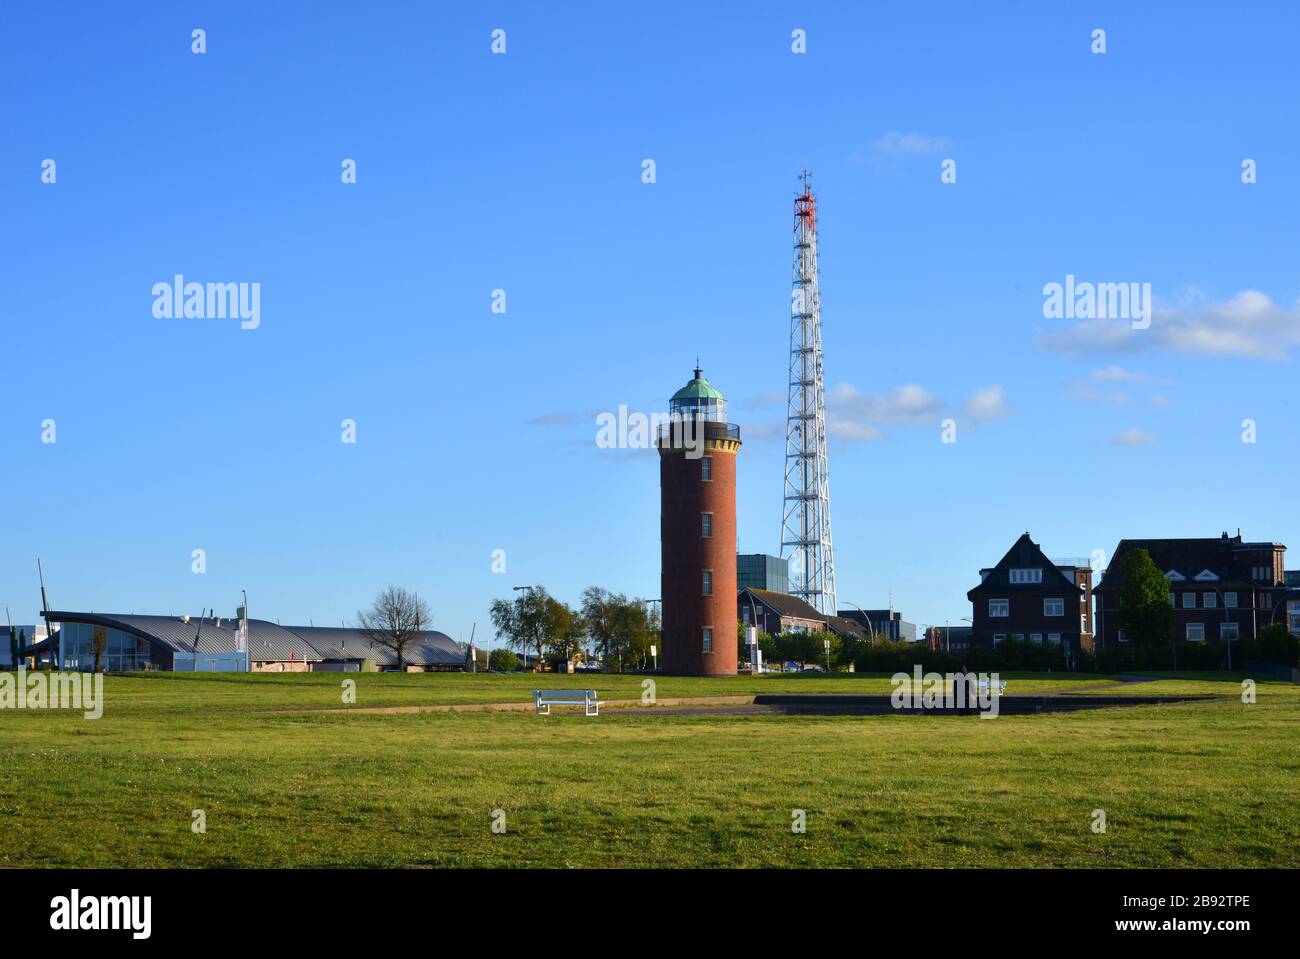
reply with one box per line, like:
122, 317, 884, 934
843, 601, 877, 645
740, 590, 765, 673
648, 599, 661, 672
512, 585, 538, 670
1205, 585, 1237, 671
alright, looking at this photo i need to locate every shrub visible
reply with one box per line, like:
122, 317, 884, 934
488, 648, 519, 672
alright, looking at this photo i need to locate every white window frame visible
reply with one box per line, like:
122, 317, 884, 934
989, 598, 1009, 618
1043, 597, 1064, 617
1182, 592, 1196, 609
1220, 623, 1239, 641
1224, 592, 1238, 608
701, 512, 712, 538
702, 627, 713, 653
1204, 592, 1217, 608
702, 570, 712, 597
1010, 568, 1043, 584
1185, 623, 1205, 643
700, 456, 712, 481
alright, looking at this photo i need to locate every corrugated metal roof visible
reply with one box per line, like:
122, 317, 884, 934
279, 625, 463, 666
46, 612, 463, 666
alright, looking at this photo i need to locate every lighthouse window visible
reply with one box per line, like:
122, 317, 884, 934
700, 456, 712, 481
702, 628, 713, 653
702, 570, 713, 596
701, 513, 712, 538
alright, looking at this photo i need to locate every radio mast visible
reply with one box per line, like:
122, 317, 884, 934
781, 170, 837, 615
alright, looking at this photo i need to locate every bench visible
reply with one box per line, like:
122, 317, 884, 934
975, 679, 1007, 693
534, 689, 605, 716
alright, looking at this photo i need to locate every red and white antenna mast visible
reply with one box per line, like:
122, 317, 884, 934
781, 170, 837, 615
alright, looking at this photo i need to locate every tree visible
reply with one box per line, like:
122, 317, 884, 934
581, 586, 619, 667
92, 627, 106, 673
488, 648, 518, 672
1255, 624, 1299, 667
612, 598, 656, 670
545, 596, 587, 661
489, 586, 551, 665
1117, 549, 1174, 648
356, 585, 431, 671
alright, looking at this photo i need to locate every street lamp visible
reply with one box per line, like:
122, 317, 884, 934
512, 585, 538, 670
1205, 585, 1237, 671
843, 601, 877, 645
647, 599, 661, 672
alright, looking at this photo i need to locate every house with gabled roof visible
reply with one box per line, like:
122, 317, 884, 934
1093, 531, 1288, 651
966, 532, 1093, 653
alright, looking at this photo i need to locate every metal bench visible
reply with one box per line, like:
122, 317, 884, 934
533, 689, 605, 716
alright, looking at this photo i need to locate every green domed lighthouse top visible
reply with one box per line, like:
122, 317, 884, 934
669, 366, 727, 422
671, 367, 726, 403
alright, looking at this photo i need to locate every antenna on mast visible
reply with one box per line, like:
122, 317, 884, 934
781, 171, 838, 615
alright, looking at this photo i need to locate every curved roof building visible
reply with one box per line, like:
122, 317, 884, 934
45, 611, 464, 671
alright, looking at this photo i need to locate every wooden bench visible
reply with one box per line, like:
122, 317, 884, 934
533, 689, 605, 716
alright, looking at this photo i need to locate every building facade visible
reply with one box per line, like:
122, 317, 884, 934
1093, 532, 1288, 651
966, 533, 1092, 653
658, 368, 742, 676
738, 588, 829, 637
1287, 570, 1300, 637
44, 611, 464, 671
836, 609, 917, 643
737, 553, 790, 594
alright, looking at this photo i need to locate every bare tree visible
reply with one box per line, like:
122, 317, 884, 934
357, 586, 431, 671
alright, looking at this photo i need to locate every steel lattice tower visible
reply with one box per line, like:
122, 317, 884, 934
781, 170, 837, 615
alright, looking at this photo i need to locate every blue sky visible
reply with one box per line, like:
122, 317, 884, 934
3, 2, 1298, 643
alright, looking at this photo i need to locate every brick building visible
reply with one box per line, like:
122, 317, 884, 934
1093, 532, 1288, 650
966, 533, 1093, 653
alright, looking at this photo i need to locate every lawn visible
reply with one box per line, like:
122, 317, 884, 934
0, 670, 1296, 868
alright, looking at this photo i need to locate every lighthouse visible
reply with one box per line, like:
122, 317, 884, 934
657, 367, 742, 676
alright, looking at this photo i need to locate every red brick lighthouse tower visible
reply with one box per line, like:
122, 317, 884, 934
658, 367, 742, 676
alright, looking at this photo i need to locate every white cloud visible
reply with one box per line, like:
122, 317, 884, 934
1091, 365, 1153, 384
869, 131, 949, 155
826, 419, 884, 442
961, 384, 1010, 423
1068, 384, 1130, 405
1112, 429, 1158, 447
1039, 290, 1300, 360
821, 383, 945, 443
829, 383, 944, 426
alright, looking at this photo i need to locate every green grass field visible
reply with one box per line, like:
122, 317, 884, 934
1, 670, 1296, 868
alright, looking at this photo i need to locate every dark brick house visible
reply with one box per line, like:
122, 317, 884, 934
1093, 532, 1288, 651
1286, 570, 1300, 637
966, 533, 1093, 653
